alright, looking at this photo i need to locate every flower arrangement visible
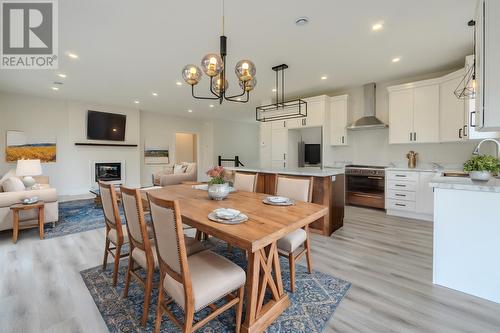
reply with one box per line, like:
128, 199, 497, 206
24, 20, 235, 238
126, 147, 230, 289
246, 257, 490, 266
206, 166, 227, 185
463, 155, 500, 174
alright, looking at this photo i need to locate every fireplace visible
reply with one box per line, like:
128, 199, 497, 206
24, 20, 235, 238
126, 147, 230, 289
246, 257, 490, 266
95, 162, 122, 182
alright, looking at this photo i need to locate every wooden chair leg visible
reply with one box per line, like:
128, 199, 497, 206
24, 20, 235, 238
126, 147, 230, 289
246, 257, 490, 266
154, 289, 164, 333
102, 238, 110, 269
235, 286, 245, 333
123, 254, 134, 297
304, 237, 313, 274
288, 252, 296, 293
141, 268, 154, 326
112, 243, 121, 287
184, 306, 195, 333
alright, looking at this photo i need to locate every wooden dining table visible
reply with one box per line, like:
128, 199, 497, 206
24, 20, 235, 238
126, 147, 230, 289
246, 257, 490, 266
144, 184, 328, 333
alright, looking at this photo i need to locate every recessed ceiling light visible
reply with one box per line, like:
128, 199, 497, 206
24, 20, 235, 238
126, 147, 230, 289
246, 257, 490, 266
392, 57, 401, 63
134, 100, 140, 104
295, 17, 309, 26
372, 23, 383, 31
51, 87, 59, 91
272, 88, 277, 92
152, 92, 158, 96
209, 104, 214, 108
321, 75, 327, 80
237, 97, 242, 101
188, 109, 193, 113
57, 73, 67, 78
66, 52, 79, 59
176, 81, 182, 86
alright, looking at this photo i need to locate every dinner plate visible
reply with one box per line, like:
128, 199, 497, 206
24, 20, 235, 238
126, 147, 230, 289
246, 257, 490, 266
262, 197, 295, 206
208, 212, 248, 224
266, 196, 289, 203
213, 208, 241, 220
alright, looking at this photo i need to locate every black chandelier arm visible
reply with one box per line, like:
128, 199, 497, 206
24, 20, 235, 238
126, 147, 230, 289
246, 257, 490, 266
224, 81, 248, 99
225, 91, 250, 103
191, 84, 220, 100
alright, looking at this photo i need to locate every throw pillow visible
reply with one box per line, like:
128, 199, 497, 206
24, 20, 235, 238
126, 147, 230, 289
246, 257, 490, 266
2, 177, 25, 192
173, 164, 186, 174
0, 169, 17, 192
184, 163, 196, 174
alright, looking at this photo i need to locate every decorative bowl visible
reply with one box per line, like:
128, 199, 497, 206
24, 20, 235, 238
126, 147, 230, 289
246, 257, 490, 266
469, 171, 492, 181
208, 183, 230, 200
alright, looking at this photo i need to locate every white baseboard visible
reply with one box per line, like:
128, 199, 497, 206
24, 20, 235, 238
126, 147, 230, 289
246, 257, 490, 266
386, 209, 433, 222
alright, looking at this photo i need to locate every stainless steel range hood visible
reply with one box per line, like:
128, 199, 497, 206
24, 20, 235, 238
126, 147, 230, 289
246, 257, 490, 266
347, 83, 388, 130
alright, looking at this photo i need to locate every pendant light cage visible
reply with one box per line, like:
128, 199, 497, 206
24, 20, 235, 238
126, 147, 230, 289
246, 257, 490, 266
256, 64, 307, 122
454, 20, 476, 100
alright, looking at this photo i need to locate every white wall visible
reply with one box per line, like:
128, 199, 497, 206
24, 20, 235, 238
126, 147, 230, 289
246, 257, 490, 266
212, 119, 260, 168
323, 70, 487, 167
0, 92, 141, 195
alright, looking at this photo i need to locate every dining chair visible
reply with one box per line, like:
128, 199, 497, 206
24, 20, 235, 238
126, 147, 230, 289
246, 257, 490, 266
99, 181, 129, 287
233, 172, 259, 192
120, 186, 158, 326
147, 193, 246, 333
274, 175, 314, 292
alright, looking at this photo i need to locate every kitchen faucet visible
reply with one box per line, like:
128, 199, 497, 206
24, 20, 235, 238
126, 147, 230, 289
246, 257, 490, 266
472, 139, 500, 158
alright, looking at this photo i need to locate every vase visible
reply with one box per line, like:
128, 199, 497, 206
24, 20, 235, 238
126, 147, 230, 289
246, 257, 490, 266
469, 171, 492, 181
208, 183, 230, 200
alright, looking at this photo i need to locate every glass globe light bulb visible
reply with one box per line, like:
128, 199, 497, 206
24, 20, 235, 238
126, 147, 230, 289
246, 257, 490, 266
235, 59, 256, 82
212, 75, 229, 93
182, 64, 202, 85
201, 53, 223, 77
239, 77, 257, 92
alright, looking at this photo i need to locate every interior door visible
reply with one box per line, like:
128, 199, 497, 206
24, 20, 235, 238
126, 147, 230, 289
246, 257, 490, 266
413, 85, 440, 143
389, 89, 414, 144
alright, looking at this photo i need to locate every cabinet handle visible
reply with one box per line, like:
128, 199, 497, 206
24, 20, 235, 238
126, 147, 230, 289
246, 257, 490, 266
395, 184, 406, 187
395, 194, 406, 197
367, 176, 383, 180
342, 136, 344, 144
283, 153, 286, 160
414, 132, 417, 141
470, 111, 476, 128
395, 175, 407, 178
463, 125, 468, 137
395, 203, 406, 207
283, 121, 286, 128
409, 133, 412, 141
459, 128, 463, 139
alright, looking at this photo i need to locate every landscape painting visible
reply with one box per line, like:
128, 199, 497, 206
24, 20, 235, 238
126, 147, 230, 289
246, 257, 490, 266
5, 130, 57, 163
144, 147, 169, 164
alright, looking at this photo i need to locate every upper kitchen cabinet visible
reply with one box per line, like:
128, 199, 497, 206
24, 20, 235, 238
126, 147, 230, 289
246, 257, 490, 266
330, 95, 349, 146
388, 80, 440, 144
475, 0, 500, 131
287, 95, 328, 129
439, 70, 466, 142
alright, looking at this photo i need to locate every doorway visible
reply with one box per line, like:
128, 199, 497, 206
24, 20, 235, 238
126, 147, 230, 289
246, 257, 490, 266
175, 133, 197, 163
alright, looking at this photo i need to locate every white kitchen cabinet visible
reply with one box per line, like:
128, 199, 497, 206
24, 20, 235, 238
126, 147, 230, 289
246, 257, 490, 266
330, 95, 348, 146
286, 95, 327, 129
475, 0, 500, 131
413, 85, 440, 143
271, 128, 287, 167
388, 89, 415, 143
271, 120, 287, 130
259, 122, 272, 168
440, 70, 466, 142
385, 169, 438, 221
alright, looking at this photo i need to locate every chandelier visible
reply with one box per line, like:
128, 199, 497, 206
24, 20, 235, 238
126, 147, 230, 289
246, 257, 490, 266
454, 20, 476, 99
181, 0, 256, 104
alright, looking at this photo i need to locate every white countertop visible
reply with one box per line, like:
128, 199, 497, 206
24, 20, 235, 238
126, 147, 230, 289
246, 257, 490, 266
430, 175, 500, 193
386, 166, 440, 172
226, 167, 344, 177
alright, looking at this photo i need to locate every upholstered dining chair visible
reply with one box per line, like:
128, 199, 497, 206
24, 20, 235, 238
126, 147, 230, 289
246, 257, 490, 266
148, 193, 246, 333
99, 181, 129, 287
274, 175, 314, 292
233, 172, 259, 192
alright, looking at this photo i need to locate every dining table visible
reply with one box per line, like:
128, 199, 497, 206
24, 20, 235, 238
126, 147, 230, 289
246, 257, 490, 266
143, 184, 328, 333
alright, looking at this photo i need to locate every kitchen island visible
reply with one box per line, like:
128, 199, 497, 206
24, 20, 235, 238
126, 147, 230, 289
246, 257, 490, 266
430, 175, 500, 303
226, 167, 345, 236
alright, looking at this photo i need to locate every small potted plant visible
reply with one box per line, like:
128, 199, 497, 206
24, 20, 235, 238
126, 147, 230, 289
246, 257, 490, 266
463, 155, 500, 181
206, 166, 230, 200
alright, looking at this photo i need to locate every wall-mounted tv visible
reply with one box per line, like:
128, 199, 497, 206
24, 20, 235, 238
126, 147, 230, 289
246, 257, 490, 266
87, 110, 126, 141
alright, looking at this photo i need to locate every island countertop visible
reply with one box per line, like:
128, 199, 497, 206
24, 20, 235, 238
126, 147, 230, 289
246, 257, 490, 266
430, 175, 500, 193
225, 167, 344, 177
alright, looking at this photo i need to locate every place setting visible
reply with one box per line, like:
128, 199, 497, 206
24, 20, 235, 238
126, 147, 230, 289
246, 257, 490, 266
263, 195, 295, 206
208, 208, 248, 224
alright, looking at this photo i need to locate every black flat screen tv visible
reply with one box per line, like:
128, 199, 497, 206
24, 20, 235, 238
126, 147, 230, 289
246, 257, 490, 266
87, 111, 126, 141
305, 144, 321, 165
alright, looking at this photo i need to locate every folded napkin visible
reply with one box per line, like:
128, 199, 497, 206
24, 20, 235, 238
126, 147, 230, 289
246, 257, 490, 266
213, 208, 241, 220
266, 196, 289, 203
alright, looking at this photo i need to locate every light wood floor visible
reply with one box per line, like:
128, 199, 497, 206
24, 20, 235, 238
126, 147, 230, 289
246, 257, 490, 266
0, 206, 499, 333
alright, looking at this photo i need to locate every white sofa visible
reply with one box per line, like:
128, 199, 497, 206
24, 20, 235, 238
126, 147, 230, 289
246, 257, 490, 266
0, 174, 59, 231
152, 162, 197, 186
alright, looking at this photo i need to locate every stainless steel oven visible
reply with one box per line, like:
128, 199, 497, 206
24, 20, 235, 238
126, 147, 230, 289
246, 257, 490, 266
345, 165, 386, 209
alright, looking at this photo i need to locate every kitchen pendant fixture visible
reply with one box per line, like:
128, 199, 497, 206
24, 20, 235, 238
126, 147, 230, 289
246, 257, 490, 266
256, 64, 307, 122
454, 20, 477, 99
181, 0, 256, 104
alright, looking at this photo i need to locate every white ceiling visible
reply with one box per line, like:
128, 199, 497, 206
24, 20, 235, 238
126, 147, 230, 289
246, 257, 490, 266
0, 0, 476, 122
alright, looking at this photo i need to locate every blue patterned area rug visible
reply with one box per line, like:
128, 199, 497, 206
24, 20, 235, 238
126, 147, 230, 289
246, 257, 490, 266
81, 241, 351, 333
44, 199, 122, 239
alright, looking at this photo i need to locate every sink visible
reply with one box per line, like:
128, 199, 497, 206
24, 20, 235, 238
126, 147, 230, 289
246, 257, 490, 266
442, 172, 469, 178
